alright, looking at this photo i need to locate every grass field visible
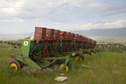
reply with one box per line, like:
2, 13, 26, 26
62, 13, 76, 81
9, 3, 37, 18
0, 44, 126, 84
91, 36, 126, 45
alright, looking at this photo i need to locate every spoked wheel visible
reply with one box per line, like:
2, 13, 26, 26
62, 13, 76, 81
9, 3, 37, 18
9, 60, 23, 71
59, 62, 72, 72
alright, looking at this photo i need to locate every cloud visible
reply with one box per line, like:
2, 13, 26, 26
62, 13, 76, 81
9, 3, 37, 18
1, 0, 125, 22
0, 0, 24, 16
60, 20, 126, 30
0, 0, 126, 20
0, 0, 99, 20
0, 0, 126, 34
102, 2, 126, 16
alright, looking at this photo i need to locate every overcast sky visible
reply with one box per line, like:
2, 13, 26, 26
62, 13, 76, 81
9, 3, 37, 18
0, 0, 126, 34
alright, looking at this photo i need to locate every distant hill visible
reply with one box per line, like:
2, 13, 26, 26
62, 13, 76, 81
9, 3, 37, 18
0, 28, 126, 44
72, 27, 126, 37
0, 33, 33, 41
72, 27, 126, 44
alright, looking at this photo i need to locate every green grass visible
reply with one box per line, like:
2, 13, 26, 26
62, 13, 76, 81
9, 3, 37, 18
91, 36, 126, 45
0, 44, 126, 84
67, 52, 126, 84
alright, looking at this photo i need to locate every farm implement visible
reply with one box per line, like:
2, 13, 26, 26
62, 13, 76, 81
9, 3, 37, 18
9, 27, 97, 72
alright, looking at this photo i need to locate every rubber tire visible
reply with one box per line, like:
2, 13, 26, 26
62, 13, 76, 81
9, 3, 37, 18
9, 60, 22, 71
59, 62, 72, 72
80, 55, 84, 61
75, 56, 79, 61
75, 56, 84, 61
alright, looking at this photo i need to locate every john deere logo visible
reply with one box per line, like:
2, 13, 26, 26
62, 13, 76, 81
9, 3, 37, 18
24, 41, 28, 46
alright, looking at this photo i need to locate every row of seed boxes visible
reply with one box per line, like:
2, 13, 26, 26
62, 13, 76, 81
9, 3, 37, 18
34, 27, 96, 49
34, 27, 74, 42
34, 27, 57, 41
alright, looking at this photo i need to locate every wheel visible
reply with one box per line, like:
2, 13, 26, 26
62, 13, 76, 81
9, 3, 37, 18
75, 56, 79, 61
75, 56, 84, 61
9, 60, 22, 71
80, 54, 84, 61
79, 56, 83, 61
59, 62, 71, 72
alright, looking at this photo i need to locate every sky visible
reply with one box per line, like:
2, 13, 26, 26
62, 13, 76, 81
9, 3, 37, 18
0, 0, 126, 34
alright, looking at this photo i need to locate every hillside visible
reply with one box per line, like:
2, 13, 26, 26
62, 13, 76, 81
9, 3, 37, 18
89, 37, 126, 45
72, 27, 126, 37
72, 28, 126, 44
0, 33, 33, 41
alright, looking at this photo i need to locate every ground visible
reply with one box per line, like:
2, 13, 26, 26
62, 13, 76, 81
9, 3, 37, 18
0, 43, 126, 84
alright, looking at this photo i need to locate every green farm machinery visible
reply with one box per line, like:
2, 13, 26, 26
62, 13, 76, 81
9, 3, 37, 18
9, 27, 97, 72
